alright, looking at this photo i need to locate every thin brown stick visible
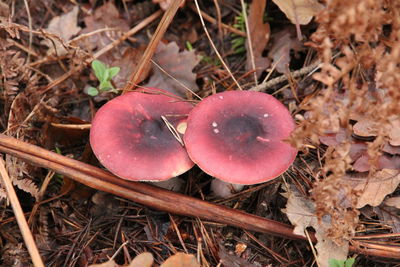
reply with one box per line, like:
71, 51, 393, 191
42, 10, 162, 94
0, 134, 305, 240
250, 60, 321, 92
123, 0, 184, 92
93, 10, 162, 59
240, 0, 257, 85
0, 158, 45, 267
0, 134, 399, 259
193, 0, 243, 90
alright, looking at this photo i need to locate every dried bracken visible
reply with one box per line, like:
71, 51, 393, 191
290, 0, 400, 246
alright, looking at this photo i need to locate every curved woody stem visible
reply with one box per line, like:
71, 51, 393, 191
0, 134, 398, 259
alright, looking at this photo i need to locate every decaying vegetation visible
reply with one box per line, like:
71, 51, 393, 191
1, 0, 400, 266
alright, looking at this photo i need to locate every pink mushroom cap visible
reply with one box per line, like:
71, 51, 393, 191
184, 91, 297, 185
90, 89, 194, 181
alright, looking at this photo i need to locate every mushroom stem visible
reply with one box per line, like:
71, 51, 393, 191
210, 179, 245, 198
148, 176, 185, 193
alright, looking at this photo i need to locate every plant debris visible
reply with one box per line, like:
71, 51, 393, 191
1, 0, 400, 266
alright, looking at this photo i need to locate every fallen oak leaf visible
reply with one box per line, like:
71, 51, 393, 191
144, 42, 200, 97
282, 185, 349, 267
344, 169, 400, 208
373, 202, 400, 233
41, 6, 81, 55
80, 2, 129, 52
267, 29, 304, 73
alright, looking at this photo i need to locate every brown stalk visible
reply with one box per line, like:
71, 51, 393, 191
0, 158, 45, 267
0, 134, 399, 259
123, 0, 185, 92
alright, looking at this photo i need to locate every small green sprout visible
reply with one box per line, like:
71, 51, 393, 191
186, 41, 194, 51
87, 60, 120, 96
329, 258, 355, 267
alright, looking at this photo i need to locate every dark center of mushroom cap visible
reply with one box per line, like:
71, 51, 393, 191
113, 110, 180, 155
209, 113, 275, 159
140, 119, 163, 138
223, 115, 266, 145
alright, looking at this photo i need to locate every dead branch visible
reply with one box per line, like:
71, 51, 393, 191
0, 134, 398, 260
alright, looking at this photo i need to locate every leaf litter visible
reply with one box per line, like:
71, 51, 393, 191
1, 0, 400, 266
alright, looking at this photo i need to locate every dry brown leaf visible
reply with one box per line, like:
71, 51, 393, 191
352, 118, 379, 137
80, 2, 129, 52
144, 42, 200, 97
246, 0, 270, 78
382, 143, 400, 155
42, 6, 81, 55
282, 186, 348, 267
101, 46, 150, 89
352, 153, 400, 172
267, 29, 304, 73
373, 204, 400, 233
272, 0, 324, 25
160, 253, 200, 267
384, 196, 400, 209
389, 118, 400, 146
352, 116, 400, 146
344, 169, 400, 208
128, 252, 153, 267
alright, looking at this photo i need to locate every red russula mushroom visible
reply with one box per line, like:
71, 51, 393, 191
90, 88, 194, 181
184, 90, 297, 185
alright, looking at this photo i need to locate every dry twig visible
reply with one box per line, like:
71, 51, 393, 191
0, 157, 44, 267
0, 134, 399, 259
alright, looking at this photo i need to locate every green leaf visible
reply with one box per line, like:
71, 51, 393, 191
344, 258, 355, 267
329, 258, 355, 267
99, 80, 113, 91
91, 60, 107, 81
186, 41, 194, 51
87, 86, 99, 96
108, 66, 120, 78
102, 68, 111, 82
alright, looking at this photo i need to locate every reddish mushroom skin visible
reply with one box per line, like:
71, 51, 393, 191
90, 89, 194, 181
184, 91, 297, 185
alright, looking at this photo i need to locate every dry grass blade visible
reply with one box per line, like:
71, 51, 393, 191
42, 9, 162, 94
0, 158, 44, 267
240, 0, 257, 85
193, 0, 243, 90
0, 134, 399, 259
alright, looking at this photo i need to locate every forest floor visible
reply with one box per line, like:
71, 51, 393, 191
1, 0, 400, 266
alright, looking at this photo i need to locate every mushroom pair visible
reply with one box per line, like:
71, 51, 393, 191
90, 89, 297, 194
